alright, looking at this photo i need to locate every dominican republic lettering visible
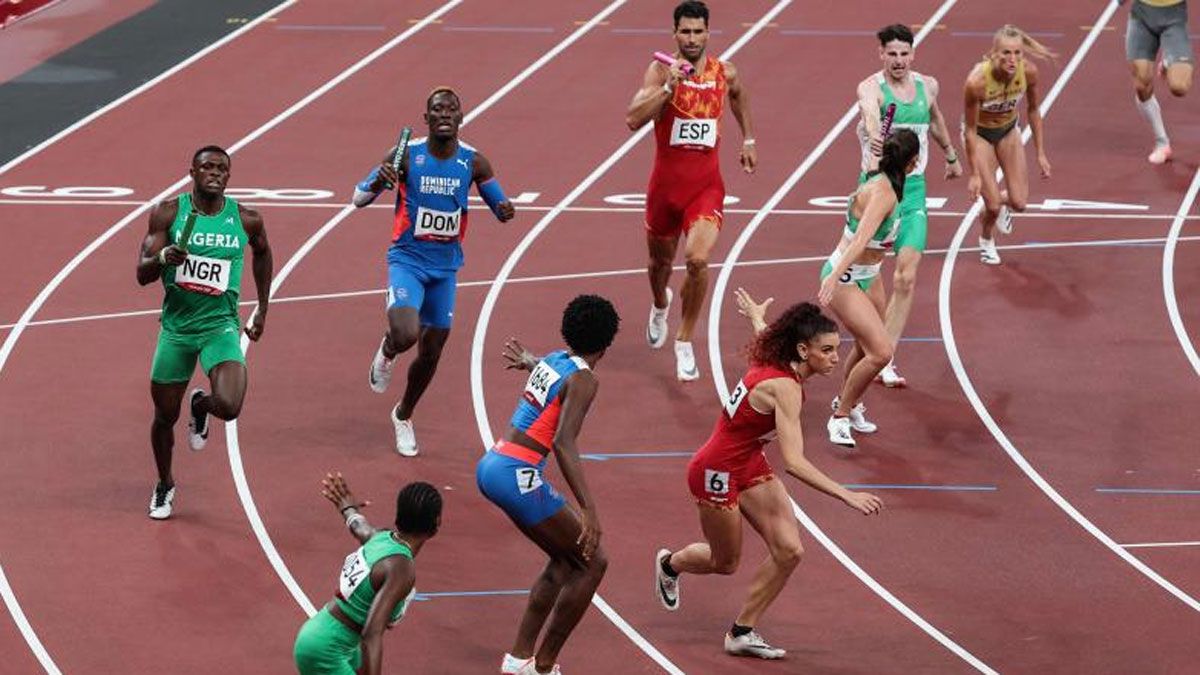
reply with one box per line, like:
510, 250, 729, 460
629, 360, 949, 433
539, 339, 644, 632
419, 175, 462, 196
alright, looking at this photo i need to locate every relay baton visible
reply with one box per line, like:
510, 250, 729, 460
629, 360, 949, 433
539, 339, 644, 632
879, 102, 897, 139
653, 51, 694, 77
177, 210, 198, 253
384, 126, 413, 190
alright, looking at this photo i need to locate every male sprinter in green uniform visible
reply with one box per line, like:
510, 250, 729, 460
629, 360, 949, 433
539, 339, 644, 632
855, 24, 960, 388
137, 145, 273, 520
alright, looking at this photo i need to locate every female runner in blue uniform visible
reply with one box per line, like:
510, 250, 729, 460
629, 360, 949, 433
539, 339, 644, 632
476, 295, 621, 675
354, 87, 515, 457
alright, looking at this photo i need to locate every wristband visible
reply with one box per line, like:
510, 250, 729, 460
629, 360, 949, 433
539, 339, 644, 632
157, 248, 168, 266
478, 178, 509, 219
743, 138, 756, 146
346, 513, 366, 529
339, 505, 356, 515
946, 153, 959, 164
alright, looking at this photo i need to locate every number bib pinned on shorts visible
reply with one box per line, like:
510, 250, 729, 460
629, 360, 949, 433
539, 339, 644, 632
175, 254, 232, 296
413, 205, 462, 240
670, 118, 718, 148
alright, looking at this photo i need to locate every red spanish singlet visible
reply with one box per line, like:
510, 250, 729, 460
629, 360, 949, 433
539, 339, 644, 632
687, 363, 801, 508
645, 55, 727, 238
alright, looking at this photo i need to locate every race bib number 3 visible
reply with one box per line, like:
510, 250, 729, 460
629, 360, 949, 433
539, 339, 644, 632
670, 117, 717, 148
516, 467, 544, 494
724, 380, 748, 418
176, 254, 231, 296
413, 206, 462, 239
338, 549, 369, 599
523, 361, 561, 408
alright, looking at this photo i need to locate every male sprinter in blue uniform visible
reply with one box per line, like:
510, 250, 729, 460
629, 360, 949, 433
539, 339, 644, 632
354, 87, 515, 456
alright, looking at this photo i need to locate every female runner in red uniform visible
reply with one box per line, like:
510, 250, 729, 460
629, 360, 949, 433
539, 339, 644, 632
653, 288, 883, 660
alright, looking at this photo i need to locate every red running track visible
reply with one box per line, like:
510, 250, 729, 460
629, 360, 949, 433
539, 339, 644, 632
1, 0, 1198, 673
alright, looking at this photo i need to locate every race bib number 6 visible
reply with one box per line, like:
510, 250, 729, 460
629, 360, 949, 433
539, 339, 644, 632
670, 118, 717, 148
413, 206, 462, 239
704, 469, 731, 496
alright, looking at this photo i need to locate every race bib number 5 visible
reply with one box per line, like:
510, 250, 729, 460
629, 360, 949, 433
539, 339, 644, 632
176, 254, 231, 296
670, 118, 717, 148
413, 206, 462, 240
523, 361, 561, 407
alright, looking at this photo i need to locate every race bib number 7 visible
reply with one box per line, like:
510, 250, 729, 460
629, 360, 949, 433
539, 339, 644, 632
670, 118, 717, 148
176, 254, 231, 296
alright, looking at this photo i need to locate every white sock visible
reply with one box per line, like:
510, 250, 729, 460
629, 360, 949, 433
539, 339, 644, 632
1136, 94, 1170, 147
979, 237, 995, 249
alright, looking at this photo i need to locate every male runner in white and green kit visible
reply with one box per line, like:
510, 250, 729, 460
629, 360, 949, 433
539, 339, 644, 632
855, 24, 960, 387
137, 146, 273, 520
294, 474, 441, 675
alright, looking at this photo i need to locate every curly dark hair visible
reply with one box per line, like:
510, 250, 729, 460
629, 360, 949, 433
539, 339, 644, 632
394, 481, 442, 536
561, 294, 620, 355
746, 302, 838, 370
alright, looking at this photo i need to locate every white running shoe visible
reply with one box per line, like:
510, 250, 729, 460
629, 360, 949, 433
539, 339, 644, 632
148, 482, 176, 520
647, 288, 672, 349
724, 630, 786, 660
979, 237, 1001, 266
187, 388, 209, 451
392, 406, 418, 457
675, 340, 699, 381
501, 653, 532, 674
516, 662, 561, 675
996, 204, 1014, 235
368, 336, 395, 394
654, 549, 680, 611
827, 415, 855, 448
1149, 144, 1173, 165
875, 361, 907, 388
832, 396, 877, 434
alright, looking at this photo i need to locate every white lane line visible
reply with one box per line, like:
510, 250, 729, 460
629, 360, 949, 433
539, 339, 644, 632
222, 0, 638, 635
7, 197, 1200, 221
704, 2, 996, 671
1161, 167, 1200, 378
938, 1, 1200, 613
7, 233, 1198, 332
467, 3, 795, 673
0, 1, 297, 176
0, 0, 465, 667
1122, 541, 1200, 549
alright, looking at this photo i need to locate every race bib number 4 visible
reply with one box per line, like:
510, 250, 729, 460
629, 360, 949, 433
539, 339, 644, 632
413, 206, 462, 240
523, 361, 561, 408
670, 118, 717, 148
338, 549, 369, 600
176, 254, 231, 296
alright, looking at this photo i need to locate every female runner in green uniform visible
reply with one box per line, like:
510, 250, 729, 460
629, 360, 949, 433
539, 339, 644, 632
293, 474, 442, 674
818, 130, 920, 448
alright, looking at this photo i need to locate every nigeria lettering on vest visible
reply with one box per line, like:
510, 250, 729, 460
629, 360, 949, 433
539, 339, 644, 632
186, 232, 242, 249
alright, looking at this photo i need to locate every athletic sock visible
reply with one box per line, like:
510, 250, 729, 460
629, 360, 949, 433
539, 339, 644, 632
730, 623, 753, 638
1136, 94, 1170, 147
660, 553, 678, 578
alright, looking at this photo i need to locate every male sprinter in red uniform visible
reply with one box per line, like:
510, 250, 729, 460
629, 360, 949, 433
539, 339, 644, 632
625, 0, 757, 381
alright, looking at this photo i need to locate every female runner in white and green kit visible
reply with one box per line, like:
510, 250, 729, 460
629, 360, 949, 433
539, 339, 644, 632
294, 474, 442, 674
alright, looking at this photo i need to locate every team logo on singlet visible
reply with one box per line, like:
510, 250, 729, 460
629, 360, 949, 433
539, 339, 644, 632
523, 361, 561, 408
176, 254, 231, 296
670, 118, 717, 148
413, 205, 462, 240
